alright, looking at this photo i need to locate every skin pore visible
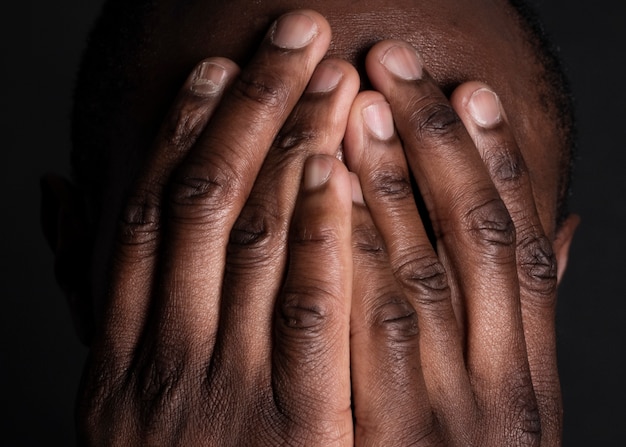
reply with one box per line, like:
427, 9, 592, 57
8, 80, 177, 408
42, 0, 579, 444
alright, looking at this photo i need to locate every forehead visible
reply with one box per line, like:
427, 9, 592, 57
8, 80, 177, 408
163, 0, 523, 89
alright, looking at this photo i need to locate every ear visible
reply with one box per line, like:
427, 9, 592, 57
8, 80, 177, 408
40, 174, 95, 345
553, 213, 580, 285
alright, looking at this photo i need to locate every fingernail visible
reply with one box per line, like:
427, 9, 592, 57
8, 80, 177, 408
306, 63, 343, 93
380, 44, 423, 80
362, 101, 395, 140
271, 13, 318, 50
350, 173, 365, 205
191, 61, 228, 96
467, 88, 502, 128
304, 156, 333, 190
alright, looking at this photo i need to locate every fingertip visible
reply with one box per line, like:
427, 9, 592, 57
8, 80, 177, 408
344, 90, 392, 172
269, 9, 332, 51
451, 82, 506, 130
296, 156, 353, 234
366, 40, 424, 90
362, 100, 395, 141
303, 155, 334, 190
305, 58, 359, 95
187, 57, 240, 97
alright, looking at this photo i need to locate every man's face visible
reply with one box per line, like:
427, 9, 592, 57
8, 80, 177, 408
54, 1, 578, 435
109, 0, 562, 240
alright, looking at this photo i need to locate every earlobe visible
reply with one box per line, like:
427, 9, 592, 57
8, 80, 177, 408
553, 213, 580, 285
40, 174, 95, 345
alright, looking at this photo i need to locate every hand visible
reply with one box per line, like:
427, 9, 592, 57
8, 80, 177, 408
78, 11, 361, 445
344, 41, 562, 445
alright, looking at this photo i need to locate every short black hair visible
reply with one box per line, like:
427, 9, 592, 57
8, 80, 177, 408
70, 0, 576, 225
507, 0, 576, 226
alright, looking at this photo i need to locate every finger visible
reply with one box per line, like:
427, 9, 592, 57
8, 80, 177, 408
100, 58, 238, 353
452, 82, 562, 441
152, 11, 332, 353
365, 42, 540, 437
348, 180, 440, 445
344, 91, 470, 437
215, 60, 359, 378
271, 155, 353, 444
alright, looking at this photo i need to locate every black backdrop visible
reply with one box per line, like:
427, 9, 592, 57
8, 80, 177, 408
4, 0, 625, 445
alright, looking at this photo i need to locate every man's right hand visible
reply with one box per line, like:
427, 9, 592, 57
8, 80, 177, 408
77, 11, 360, 445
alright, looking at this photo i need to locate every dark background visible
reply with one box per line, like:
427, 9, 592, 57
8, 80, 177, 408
4, 0, 624, 445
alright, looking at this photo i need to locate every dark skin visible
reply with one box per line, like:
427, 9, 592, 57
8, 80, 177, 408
42, 1, 580, 445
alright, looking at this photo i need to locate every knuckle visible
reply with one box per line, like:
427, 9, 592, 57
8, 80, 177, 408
134, 348, 193, 426
168, 160, 237, 222
483, 145, 526, 184
506, 385, 542, 446
228, 200, 284, 267
117, 190, 161, 249
233, 69, 289, 108
463, 198, 516, 253
517, 233, 557, 299
481, 366, 541, 447
77, 353, 129, 440
278, 288, 337, 336
137, 355, 185, 404
368, 293, 419, 344
409, 100, 463, 142
133, 350, 194, 444
393, 250, 450, 301
165, 102, 211, 150
274, 125, 319, 152
352, 222, 385, 256
291, 221, 342, 249
535, 389, 563, 436
229, 198, 280, 248
368, 167, 413, 203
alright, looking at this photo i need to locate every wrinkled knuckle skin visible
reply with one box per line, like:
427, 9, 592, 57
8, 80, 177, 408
291, 221, 342, 250
117, 190, 161, 250
229, 200, 282, 248
368, 168, 414, 203
137, 356, 185, 406
517, 234, 558, 299
352, 223, 386, 256
77, 353, 130, 444
480, 367, 541, 447
133, 351, 192, 436
233, 69, 290, 108
368, 294, 419, 344
165, 102, 211, 150
483, 145, 526, 185
409, 101, 463, 143
274, 124, 319, 153
228, 202, 285, 269
506, 385, 542, 447
394, 252, 450, 302
168, 161, 236, 223
464, 198, 516, 254
277, 288, 339, 342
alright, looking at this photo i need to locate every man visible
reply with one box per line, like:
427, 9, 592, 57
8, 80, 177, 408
41, 0, 580, 444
